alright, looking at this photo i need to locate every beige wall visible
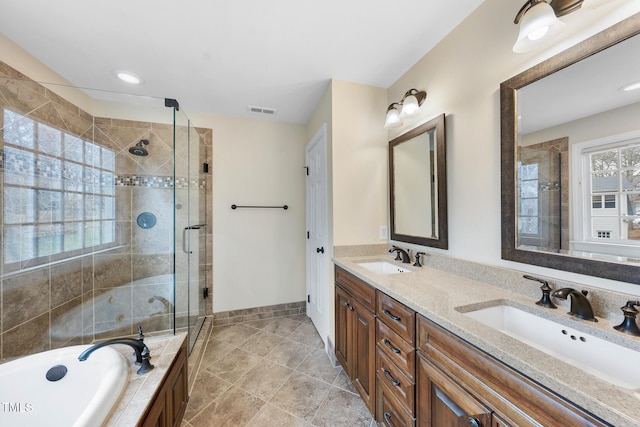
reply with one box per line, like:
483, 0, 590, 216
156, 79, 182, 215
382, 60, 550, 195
387, 0, 640, 295
188, 113, 308, 312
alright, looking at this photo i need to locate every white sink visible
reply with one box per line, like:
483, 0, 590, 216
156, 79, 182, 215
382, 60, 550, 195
458, 303, 640, 389
357, 261, 412, 275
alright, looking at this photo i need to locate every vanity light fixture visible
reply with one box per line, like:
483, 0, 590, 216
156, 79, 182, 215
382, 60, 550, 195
384, 89, 427, 129
512, 0, 613, 53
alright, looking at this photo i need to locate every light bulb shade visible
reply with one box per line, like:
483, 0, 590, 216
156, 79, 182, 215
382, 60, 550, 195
513, 1, 565, 53
400, 95, 420, 118
384, 106, 402, 128
581, 0, 608, 9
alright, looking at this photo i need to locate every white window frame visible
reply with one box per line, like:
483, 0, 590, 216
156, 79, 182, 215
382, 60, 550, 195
571, 130, 640, 258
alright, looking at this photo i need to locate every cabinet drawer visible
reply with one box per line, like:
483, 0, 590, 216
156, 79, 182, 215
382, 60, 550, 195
335, 267, 376, 312
377, 377, 415, 427
377, 348, 415, 415
377, 319, 415, 378
377, 291, 415, 345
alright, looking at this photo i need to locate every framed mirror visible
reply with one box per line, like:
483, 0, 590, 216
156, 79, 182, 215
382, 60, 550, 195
501, 13, 640, 284
390, 114, 448, 249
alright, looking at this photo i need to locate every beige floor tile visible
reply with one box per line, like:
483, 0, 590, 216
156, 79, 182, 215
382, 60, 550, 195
311, 388, 373, 427
265, 338, 313, 370
239, 329, 284, 356
184, 369, 232, 422
243, 318, 277, 330
269, 372, 332, 422
208, 347, 263, 383
332, 369, 357, 394
288, 322, 325, 348
236, 360, 294, 401
297, 348, 341, 384
200, 338, 235, 370
262, 317, 303, 337
211, 323, 260, 346
189, 386, 266, 427
246, 403, 311, 427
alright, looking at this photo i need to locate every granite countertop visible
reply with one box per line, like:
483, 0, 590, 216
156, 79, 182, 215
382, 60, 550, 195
334, 255, 640, 427
106, 332, 187, 426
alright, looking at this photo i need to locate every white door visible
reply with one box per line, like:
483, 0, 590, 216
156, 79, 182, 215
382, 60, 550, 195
306, 124, 328, 347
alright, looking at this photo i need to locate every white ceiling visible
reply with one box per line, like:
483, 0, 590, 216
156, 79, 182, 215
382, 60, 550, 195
0, 0, 484, 123
518, 30, 640, 135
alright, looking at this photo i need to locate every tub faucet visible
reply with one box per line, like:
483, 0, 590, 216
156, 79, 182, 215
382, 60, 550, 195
78, 338, 154, 375
551, 288, 597, 322
389, 246, 410, 263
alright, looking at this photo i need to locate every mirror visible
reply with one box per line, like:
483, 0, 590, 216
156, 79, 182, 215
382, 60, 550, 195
390, 114, 448, 249
501, 13, 640, 284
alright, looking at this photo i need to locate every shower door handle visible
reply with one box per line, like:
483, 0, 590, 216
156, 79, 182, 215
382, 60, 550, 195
183, 224, 207, 253
183, 228, 191, 254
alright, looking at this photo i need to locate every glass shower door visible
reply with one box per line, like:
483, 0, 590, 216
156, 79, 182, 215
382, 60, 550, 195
174, 107, 206, 352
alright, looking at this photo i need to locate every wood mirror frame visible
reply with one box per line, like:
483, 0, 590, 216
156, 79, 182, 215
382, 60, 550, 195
389, 114, 448, 249
500, 13, 640, 284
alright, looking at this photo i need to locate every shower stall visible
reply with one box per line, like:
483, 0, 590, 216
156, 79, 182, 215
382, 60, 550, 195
0, 63, 209, 359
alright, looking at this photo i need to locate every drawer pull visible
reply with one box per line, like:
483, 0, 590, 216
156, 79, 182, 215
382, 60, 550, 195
383, 339, 401, 354
383, 412, 395, 427
383, 368, 401, 386
341, 301, 349, 307
468, 417, 481, 427
383, 309, 401, 322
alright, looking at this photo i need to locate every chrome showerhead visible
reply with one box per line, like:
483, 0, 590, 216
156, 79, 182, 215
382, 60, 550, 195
129, 139, 149, 156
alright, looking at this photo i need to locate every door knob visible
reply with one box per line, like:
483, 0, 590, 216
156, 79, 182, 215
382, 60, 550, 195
316, 247, 324, 254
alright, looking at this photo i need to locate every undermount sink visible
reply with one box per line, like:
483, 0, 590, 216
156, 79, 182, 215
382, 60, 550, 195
457, 302, 640, 389
357, 261, 412, 275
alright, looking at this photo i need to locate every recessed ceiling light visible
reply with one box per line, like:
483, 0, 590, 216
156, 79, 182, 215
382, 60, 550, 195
114, 70, 144, 85
620, 81, 640, 92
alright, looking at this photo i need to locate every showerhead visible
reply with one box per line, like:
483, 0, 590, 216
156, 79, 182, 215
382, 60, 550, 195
129, 139, 149, 156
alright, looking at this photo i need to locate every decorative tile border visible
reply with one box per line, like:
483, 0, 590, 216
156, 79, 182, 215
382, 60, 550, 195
211, 301, 306, 326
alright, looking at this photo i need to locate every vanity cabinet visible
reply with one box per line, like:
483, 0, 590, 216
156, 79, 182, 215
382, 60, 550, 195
416, 315, 609, 427
140, 338, 189, 427
376, 291, 417, 426
335, 266, 377, 413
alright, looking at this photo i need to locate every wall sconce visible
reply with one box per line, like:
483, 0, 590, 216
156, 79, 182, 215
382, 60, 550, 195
512, 0, 610, 53
384, 89, 427, 129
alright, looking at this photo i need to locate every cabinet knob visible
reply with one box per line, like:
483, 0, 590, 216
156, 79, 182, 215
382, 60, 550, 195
316, 247, 324, 254
468, 417, 481, 427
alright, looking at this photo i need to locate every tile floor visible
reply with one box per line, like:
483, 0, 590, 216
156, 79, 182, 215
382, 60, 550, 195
181, 314, 376, 427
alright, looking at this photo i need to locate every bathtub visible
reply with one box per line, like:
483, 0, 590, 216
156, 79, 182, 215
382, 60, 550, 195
0, 344, 129, 427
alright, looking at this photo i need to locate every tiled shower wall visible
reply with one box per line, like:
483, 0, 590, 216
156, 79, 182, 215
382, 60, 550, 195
0, 62, 212, 359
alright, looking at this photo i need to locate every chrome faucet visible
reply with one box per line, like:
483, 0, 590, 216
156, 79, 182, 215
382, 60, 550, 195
78, 338, 154, 374
551, 288, 597, 322
389, 246, 410, 263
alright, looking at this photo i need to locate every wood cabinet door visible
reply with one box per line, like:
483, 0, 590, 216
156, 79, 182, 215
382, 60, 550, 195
352, 298, 376, 414
335, 285, 352, 376
417, 354, 491, 427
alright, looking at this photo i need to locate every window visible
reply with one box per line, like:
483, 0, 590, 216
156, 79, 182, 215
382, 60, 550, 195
574, 138, 640, 246
517, 162, 539, 235
2, 109, 116, 268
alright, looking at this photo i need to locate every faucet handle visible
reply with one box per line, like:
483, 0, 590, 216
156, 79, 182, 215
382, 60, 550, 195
413, 252, 426, 267
614, 300, 640, 336
523, 275, 557, 309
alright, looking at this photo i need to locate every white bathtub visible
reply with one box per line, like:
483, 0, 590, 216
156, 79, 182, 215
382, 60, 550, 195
0, 345, 129, 427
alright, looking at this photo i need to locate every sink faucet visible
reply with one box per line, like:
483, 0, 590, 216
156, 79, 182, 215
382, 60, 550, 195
389, 246, 410, 263
78, 338, 154, 374
551, 288, 597, 322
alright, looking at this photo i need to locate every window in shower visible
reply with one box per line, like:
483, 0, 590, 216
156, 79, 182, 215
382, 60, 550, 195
2, 109, 116, 268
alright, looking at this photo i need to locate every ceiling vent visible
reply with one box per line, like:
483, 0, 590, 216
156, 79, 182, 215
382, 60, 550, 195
248, 105, 277, 115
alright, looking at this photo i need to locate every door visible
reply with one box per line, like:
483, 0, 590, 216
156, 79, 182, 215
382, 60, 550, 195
306, 124, 328, 346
